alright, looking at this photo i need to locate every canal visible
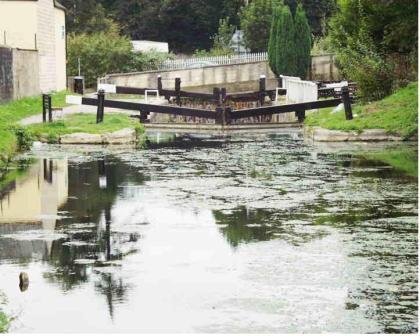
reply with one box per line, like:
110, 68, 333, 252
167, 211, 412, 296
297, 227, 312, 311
0, 130, 417, 333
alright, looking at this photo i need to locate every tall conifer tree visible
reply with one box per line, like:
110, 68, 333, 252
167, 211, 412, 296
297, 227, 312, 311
294, 5, 312, 78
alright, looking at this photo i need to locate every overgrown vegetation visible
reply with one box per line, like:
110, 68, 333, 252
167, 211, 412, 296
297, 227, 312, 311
0, 92, 67, 171
67, 29, 171, 87
26, 113, 144, 144
327, 0, 418, 101
305, 82, 418, 139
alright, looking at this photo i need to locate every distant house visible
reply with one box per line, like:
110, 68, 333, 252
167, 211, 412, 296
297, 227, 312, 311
230, 30, 249, 54
131, 40, 169, 53
0, 0, 66, 94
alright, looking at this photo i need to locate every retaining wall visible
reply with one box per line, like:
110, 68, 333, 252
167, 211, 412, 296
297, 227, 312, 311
0, 46, 39, 103
102, 54, 341, 90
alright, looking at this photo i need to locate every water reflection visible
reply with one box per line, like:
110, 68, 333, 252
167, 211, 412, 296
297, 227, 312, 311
0, 132, 417, 333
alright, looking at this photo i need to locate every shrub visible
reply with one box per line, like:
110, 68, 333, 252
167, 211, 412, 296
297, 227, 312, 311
67, 31, 170, 87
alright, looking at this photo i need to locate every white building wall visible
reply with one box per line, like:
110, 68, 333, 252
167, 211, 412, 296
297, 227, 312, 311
54, 7, 66, 90
37, 0, 57, 92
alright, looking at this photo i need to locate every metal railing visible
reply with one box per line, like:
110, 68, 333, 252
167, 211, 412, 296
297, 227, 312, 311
158, 52, 268, 71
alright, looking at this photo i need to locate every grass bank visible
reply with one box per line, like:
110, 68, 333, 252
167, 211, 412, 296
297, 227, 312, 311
305, 82, 418, 139
0, 92, 67, 170
26, 113, 144, 143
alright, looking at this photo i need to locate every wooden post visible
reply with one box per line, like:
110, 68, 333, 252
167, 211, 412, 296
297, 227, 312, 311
225, 107, 232, 125
215, 107, 224, 125
175, 77, 181, 106
42, 94, 51, 123
296, 108, 306, 122
341, 86, 353, 120
259, 75, 266, 106
157, 75, 162, 92
213, 87, 221, 106
221, 87, 227, 105
96, 89, 105, 123
139, 110, 150, 123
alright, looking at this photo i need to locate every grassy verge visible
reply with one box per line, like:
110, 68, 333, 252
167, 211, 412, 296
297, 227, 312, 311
305, 82, 418, 139
26, 113, 144, 143
0, 91, 68, 163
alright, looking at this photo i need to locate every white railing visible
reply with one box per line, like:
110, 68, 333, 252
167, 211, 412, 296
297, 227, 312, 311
158, 52, 268, 71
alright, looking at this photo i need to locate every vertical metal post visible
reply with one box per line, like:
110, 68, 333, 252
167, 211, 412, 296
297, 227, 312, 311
278, 76, 283, 88
96, 89, 105, 123
74, 76, 84, 95
341, 86, 353, 120
296, 109, 306, 122
259, 75, 266, 106
175, 77, 181, 106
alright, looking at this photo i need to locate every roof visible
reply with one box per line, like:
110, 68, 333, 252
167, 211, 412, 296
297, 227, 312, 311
0, 0, 66, 11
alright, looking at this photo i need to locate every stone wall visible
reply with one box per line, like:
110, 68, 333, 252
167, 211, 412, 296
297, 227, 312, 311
0, 47, 13, 102
0, 46, 40, 103
102, 55, 340, 90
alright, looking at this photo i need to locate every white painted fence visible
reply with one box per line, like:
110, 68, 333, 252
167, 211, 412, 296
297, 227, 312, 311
159, 52, 268, 71
279, 75, 318, 104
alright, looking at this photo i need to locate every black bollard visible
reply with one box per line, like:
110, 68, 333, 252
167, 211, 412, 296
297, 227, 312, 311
74, 76, 84, 95
341, 86, 353, 120
213, 87, 221, 106
157, 75, 163, 92
96, 89, 105, 123
175, 77, 181, 106
42, 94, 52, 123
259, 75, 266, 106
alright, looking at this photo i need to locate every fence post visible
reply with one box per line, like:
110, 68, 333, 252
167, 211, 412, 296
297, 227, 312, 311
157, 75, 162, 92
96, 89, 105, 123
42, 94, 52, 123
341, 86, 353, 120
175, 77, 181, 106
259, 75, 266, 106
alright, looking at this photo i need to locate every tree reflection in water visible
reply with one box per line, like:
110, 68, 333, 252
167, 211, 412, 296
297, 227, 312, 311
43, 156, 146, 316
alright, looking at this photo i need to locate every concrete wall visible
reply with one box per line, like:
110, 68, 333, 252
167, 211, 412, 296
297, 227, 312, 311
12, 48, 40, 99
103, 55, 340, 89
310, 54, 341, 81
103, 61, 277, 89
0, 46, 39, 102
0, 47, 13, 101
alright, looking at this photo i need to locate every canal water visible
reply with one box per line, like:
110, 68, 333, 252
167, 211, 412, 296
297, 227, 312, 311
0, 130, 417, 333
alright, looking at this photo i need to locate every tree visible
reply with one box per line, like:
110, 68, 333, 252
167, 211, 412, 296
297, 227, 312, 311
328, 0, 418, 101
294, 5, 311, 78
241, 0, 281, 52
275, 6, 296, 76
268, 6, 280, 75
115, 0, 162, 41
212, 17, 236, 52
60, 0, 117, 34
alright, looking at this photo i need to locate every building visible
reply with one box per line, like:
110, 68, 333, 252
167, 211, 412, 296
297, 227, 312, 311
131, 40, 169, 53
0, 0, 66, 97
